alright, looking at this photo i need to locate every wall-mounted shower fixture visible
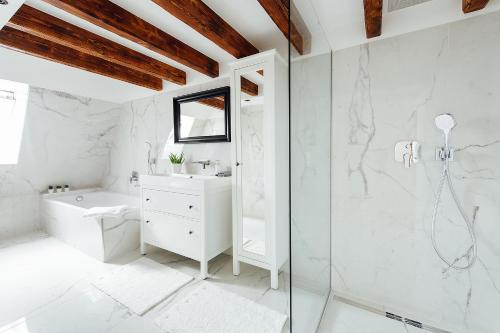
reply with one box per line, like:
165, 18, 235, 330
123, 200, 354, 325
129, 170, 139, 187
144, 141, 157, 175
435, 114, 455, 161
395, 141, 420, 168
432, 113, 477, 270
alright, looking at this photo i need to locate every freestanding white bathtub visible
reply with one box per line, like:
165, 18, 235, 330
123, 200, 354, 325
41, 189, 140, 262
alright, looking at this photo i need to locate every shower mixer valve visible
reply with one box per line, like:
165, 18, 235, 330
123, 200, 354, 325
394, 141, 420, 168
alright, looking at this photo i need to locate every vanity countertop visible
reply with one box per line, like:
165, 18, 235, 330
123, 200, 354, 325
140, 174, 231, 192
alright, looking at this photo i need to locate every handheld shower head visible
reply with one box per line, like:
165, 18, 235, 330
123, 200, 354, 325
435, 114, 456, 147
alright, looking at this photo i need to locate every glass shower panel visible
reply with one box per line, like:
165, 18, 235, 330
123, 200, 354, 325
289, 0, 332, 331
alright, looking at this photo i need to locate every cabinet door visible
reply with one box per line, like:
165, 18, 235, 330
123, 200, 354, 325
234, 63, 269, 262
142, 211, 201, 261
143, 189, 201, 219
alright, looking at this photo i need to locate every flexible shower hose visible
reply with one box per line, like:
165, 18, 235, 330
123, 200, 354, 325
431, 158, 477, 270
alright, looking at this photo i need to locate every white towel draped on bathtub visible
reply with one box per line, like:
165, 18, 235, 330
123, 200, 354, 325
83, 205, 131, 218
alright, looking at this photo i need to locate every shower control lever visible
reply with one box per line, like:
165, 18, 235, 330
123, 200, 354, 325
395, 141, 419, 168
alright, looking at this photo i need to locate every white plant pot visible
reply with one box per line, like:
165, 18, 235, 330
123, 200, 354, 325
171, 164, 182, 174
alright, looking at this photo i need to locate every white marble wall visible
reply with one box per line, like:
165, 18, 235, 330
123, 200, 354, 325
104, 79, 232, 195
0, 87, 121, 240
332, 12, 500, 333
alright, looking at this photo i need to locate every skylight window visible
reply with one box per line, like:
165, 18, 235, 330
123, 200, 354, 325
0, 79, 29, 165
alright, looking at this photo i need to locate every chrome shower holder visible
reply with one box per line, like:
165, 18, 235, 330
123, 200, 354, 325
435, 147, 454, 161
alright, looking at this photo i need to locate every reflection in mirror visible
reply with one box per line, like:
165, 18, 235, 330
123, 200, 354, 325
239, 71, 266, 256
174, 87, 230, 143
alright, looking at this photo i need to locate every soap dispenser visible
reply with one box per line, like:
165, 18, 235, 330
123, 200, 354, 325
214, 160, 221, 175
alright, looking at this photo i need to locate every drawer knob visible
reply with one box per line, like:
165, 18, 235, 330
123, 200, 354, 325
145, 198, 150, 202
188, 205, 194, 209
189, 230, 193, 235
146, 220, 151, 224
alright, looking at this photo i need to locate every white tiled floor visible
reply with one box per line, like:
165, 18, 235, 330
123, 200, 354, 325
0, 233, 289, 333
1, 233, 437, 333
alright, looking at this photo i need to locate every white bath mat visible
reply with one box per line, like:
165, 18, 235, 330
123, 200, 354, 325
93, 257, 193, 315
155, 283, 287, 333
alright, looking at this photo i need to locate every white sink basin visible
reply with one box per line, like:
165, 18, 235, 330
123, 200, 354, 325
140, 173, 231, 191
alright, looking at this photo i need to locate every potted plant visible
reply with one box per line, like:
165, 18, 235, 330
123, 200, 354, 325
169, 152, 184, 174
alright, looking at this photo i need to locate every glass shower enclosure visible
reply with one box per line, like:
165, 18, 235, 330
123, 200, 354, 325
289, 0, 333, 331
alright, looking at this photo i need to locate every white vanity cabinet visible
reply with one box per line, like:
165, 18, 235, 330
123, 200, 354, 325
140, 174, 232, 279
230, 50, 289, 289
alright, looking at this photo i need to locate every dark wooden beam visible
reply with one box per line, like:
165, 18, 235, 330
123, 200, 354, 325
152, 0, 263, 92
463, 0, 489, 13
257, 0, 304, 55
198, 97, 225, 110
152, 0, 259, 59
7, 5, 186, 85
241, 77, 258, 96
363, 0, 383, 39
0, 26, 162, 90
42, 0, 219, 77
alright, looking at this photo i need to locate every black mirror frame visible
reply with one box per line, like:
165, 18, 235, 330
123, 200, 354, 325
173, 86, 231, 144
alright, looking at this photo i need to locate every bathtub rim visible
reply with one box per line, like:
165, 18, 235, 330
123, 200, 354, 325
42, 188, 139, 212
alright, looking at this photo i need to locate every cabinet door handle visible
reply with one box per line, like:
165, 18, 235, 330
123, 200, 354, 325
188, 205, 194, 209
145, 198, 150, 202
236, 162, 240, 167
189, 230, 193, 235
146, 220, 150, 224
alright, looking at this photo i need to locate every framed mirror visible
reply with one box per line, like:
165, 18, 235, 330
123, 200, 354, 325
173, 86, 231, 143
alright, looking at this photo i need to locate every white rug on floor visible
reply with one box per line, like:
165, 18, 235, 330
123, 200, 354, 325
93, 257, 193, 315
155, 283, 287, 333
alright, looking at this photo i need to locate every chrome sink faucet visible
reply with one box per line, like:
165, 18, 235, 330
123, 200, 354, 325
192, 160, 211, 169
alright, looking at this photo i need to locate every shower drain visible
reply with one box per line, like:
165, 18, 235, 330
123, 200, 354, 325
334, 295, 451, 333
386, 312, 423, 329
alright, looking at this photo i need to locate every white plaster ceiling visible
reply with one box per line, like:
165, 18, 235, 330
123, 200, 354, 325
0, 0, 290, 103
307, 0, 500, 51
0, 0, 25, 28
2, 0, 499, 102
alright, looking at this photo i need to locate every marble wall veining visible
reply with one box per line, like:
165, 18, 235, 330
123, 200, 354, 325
0, 87, 121, 240
331, 12, 500, 333
104, 79, 232, 195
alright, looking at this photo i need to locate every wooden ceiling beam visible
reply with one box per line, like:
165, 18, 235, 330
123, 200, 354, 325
257, 0, 304, 55
41, 0, 219, 77
463, 0, 489, 13
7, 5, 186, 85
198, 97, 225, 110
152, 0, 259, 59
241, 77, 259, 96
152, 0, 262, 94
363, 0, 383, 39
0, 26, 162, 90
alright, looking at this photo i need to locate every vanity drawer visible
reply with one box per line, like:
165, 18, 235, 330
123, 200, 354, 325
142, 212, 201, 261
142, 189, 201, 219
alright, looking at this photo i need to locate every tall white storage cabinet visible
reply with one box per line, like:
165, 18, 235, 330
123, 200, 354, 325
230, 50, 289, 289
